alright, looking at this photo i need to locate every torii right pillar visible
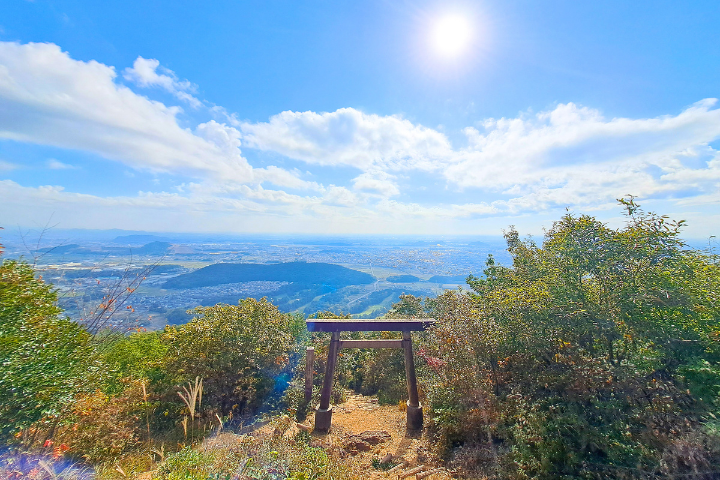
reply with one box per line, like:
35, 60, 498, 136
402, 330, 423, 430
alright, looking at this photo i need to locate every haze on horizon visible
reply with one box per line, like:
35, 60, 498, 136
1, 1, 719, 238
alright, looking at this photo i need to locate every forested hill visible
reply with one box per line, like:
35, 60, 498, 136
162, 261, 375, 289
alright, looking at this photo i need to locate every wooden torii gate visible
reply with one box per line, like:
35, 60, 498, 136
306, 318, 435, 432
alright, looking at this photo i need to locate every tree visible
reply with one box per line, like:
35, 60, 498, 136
161, 298, 298, 416
0, 259, 91, 442
422, 199, 720, 478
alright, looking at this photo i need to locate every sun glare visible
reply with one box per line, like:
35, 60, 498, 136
431, 14, 472, 58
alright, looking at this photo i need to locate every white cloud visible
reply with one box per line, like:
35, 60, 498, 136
352, 171, 400, 197
240, 100, 720, 215
1, 178, 718, 237
444, 100, 720, 212
0, 42, 253, 182
447, 99, 720, 194
240, 108, 452, 171
47, 158, 76, 169
253, 166, 322, 191
1, 41, 719, 235
123, 56, 202, 108
323, 185, 358, 207
0, 159, 17, 171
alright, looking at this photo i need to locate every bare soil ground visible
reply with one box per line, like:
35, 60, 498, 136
301, 393, 453, 480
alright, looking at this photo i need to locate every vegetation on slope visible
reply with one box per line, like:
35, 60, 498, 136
410, 198, 720, 478
162, 261, 375, 290
1, 199, 719, 479
0, 260, 92, 442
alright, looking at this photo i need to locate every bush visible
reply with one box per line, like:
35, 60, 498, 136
57, 380, 145, 464
155, 429, 351, 480
422, 200, 720, 478
161, 298, 298, 417
0, 259, 92, 442
100, 331, 168, 395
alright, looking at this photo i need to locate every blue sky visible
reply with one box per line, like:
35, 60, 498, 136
1, 0, 719, 236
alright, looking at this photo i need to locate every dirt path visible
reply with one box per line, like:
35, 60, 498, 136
303, 393, 453, 480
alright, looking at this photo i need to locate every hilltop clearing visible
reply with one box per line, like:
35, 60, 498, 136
147, 393, 452, 480
301, 393, 452, 479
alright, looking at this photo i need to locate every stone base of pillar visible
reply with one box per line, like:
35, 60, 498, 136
314, 405, 333, 432
406, 402, 423, 430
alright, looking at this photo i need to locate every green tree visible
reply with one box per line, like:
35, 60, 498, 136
100, 330, 169, 394
162, 298, 298, 416
0, 259, 91, 442
422, 199, 720, 478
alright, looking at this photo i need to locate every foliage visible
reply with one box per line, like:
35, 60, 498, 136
163, 262, 374, 289
100, 331, 168, 394
0, 450, 95, 480
161, 298, 298, 417
57, 380, 145, 464
4, 201, 720, 478
0, 259, 92, 442
421, 199, 720, 478
155, 430, 351, 480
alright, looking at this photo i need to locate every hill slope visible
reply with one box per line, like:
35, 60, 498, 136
163, 262, 375, 289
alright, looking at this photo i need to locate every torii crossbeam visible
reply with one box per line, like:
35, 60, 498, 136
306, 318, 435, 432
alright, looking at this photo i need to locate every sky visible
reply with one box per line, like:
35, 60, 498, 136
0, 0, 719, 237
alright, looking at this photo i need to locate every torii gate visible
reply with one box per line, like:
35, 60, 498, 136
306, 318, 435, 432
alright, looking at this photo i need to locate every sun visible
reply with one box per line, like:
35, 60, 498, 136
431, 14, 472, 59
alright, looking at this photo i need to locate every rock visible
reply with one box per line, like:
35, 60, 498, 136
356, 430, 391, 445
343, 437, 372, 452
283, 423, 300, 440
380, 452, 393, 464
342, 430, 391, 454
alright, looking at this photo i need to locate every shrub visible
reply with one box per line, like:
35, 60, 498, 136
422, 200, 720, 478
57, 380, 145, 464
155, 430, 351, 480
0, 259, 92, 443
161, 298, 298, 417
100, 331, 169, 395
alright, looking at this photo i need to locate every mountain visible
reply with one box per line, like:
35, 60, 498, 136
163, 262, 375, 289
113, 234, 171, 244
36, 244, 82, 254
135, 241, 172, 255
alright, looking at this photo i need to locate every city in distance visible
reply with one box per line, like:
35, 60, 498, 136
1, 229, 512, 330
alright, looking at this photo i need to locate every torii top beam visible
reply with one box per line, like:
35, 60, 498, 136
306, 318, 435, 332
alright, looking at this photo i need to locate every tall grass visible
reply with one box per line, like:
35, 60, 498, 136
177, 377, 203, 441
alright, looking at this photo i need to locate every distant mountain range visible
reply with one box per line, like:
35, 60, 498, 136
163, 262, 375, 289
113, 234, 172, 244
36, 241, 172, 256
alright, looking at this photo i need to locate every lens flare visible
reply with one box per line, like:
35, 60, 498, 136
431, 14, 472, 58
